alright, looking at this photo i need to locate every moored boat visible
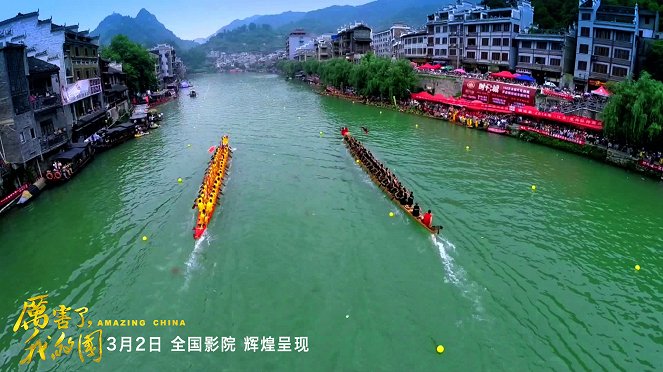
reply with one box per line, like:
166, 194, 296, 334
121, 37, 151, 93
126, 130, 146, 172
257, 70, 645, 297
16, 178, 47, 207
343, 133, 441, 234
487, 127, 508, 134
0, 184, 28, 211
192, 136, 232, 240
45, 143, 94, 185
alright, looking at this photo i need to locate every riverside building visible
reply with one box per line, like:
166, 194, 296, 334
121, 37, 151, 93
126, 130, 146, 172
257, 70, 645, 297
372, 23, 412, 58
332, 23, 372, 62
286, 29, 315, 60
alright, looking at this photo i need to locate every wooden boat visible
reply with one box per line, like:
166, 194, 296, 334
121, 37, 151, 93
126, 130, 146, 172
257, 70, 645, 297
342, 134, 441, 234
45, 143, 94, 185
0, 184, 28, 209
16, 178, 47, 207
93, 123, 136, 152
192, 136, 232, 240
134, 132, 150, 138
487, 127, 508, 134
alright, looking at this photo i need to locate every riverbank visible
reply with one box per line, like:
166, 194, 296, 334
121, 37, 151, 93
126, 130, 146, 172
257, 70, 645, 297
313, 84, 662, 181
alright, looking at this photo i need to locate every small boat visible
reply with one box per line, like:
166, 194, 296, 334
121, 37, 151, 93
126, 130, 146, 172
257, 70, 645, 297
0, 184, 29, 212
487, 127, 508, 134
134, 131, 150, 138
343, 134, 441, 234
148, 109, 163, 122
189, 90, 197, 97
193, 136, 232, 240
45, 143, 95, 185
149, 123, 160, 129
16, 178, 47, 207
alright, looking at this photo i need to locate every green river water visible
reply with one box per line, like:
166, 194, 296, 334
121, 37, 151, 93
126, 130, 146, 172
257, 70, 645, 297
0, 73, 661, 371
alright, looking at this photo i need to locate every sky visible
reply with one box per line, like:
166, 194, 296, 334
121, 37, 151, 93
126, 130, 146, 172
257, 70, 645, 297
1, 0, 372, 40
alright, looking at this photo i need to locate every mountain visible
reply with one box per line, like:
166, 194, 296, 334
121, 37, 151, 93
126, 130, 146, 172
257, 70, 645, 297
215, 0, 451, 36
91, 8, 196, 50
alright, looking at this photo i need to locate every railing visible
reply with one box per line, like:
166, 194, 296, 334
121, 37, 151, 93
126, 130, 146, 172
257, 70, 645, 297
32, 94, 62, 112
40, 132, 69, 152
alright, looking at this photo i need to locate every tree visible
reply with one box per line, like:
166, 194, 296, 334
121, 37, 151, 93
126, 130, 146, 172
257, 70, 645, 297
101, 35, 158, 95
642, 40, 663, 82
602, 72, 663, 148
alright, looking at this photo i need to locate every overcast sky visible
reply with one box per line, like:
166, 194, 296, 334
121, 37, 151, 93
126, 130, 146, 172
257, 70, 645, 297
2, 0, 373, 39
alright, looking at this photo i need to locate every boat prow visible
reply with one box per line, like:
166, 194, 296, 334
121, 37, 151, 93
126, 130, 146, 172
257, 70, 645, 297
193, 227, 206, 240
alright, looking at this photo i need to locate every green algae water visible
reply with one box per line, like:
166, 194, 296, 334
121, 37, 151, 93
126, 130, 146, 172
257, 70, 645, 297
0, 74, 661, 371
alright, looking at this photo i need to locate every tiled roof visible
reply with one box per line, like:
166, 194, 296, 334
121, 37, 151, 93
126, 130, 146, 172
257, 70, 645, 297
28, 57, 59, 74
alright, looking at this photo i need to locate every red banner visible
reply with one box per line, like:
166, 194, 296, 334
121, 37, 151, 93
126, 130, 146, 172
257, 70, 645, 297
462, 79, 536, 107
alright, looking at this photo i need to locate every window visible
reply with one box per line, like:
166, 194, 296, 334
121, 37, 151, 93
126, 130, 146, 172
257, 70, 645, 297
29, 128, 36, 139
434, 49, 440, 56
450, 25, 457, 32
418, 37, 424, 43
514, 25, 519, 33
504, 23, 510, 32
482, 38, 489, 46
450, 49, 457, 56
594, 46, 609, 57
76, 71, 80, 80
536, 42, 547, 50
579, 44, 589, 54
442, 37, 448, 44
521, 41, 532, 48
502, 38, 509, 46
614, 48, 630, 60
492, 38, 501, 46
534, 57, 545, 64
435, 26, 440, 33
551, 42, 562, 51
581, 13, 591, 21
441, 49, 447, 56
577, 61, 587, 71
468, 25, 476, 33
480, 24, 489, 32
592, 63, 608, 74
481, 52, 488, 60
85, 70, 90, 79
443, 26, 448, 33
615, 31, 632, 42
450, 37, 457, 45
467, 38, 476, 46
491, 52, 500, 61
550, 58, 561, 66
467, 51, 476, 59
493, 24, 502, 32
19, 132, 25, 143
595, 28, 610, 40
519, 55, 531, 63
612, 66, 628, 77
502, 53, 508, 61
581, 27, 590, 37
435, 38, 440, 44
75, 47, 79, 56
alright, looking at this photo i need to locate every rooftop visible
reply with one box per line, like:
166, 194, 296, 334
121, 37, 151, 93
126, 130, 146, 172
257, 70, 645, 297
0, 11, 38, 27
28, 56, 59, 74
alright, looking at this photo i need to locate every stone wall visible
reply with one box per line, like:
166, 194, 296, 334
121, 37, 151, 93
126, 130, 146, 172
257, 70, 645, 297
418, 75, 462, 97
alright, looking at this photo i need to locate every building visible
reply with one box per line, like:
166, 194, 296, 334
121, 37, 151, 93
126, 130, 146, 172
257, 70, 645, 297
427, 0, 534, 70
0, 11, 105, 140
401, 30, 429, 62
515, 27, 577, 84
149, 44, 179, 88
286, 29, 315, 60
0, 43, 68, 166
573, 0, 658, 91
100, 58, 129, 124
332, 23, 372, 61
295, 40, 316, 61
372, 23, 412, 58
314, 34, 333, 61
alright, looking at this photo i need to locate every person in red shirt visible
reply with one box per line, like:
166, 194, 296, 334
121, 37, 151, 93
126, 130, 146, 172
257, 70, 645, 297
421, 210, 433, 227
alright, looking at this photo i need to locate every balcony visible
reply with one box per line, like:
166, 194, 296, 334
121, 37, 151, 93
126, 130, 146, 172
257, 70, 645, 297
516, 63, 562, 72
32, 94, 62, 113
40, 132, 68, 153
589, 71, 610, 80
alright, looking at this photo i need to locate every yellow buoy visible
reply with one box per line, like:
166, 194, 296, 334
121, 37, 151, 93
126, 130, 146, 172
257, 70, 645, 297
635, 264, 641, 271
436, 345, 445, 354
465, 146, 470, 150
531, 185, 537, 191
187, 144, 191, 147
142, 236, 148, 241
177, 178, 183, 183
356, 159, 360, 163
389, 212, 395, 217
380, 111, 382, 114
416, 124, 419, 128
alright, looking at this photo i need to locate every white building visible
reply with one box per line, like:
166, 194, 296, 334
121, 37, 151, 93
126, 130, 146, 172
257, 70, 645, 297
401, 29, 429, 61
286, 29, 315, 60
372, 23, 412, 58
427, 0, 534, 70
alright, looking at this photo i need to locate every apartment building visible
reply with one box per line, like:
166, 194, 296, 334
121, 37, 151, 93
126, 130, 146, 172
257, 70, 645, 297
515, 27, 576, 84
426, 0, 533, 70
286, 29, 315, 60
573, 0, 658, 91
401, 30, 429, 62
332, 23, 372, 61
372, 23, 412, 58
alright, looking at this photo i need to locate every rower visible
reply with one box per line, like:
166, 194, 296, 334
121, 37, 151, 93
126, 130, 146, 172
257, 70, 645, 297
421, 210, 433, 227
407, 192, 414, 207
362, 126, 369, 134
412, 203, 421, 218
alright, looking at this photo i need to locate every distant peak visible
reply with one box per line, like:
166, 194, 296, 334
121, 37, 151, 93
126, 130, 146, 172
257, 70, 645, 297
136, 8, 155, 18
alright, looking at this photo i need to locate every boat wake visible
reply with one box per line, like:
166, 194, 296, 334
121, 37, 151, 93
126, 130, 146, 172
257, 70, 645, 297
432, 235, 485, 320
181, 232, 209, 290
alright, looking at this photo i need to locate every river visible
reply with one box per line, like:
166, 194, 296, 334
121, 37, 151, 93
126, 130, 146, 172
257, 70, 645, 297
0, 73, 661, 371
